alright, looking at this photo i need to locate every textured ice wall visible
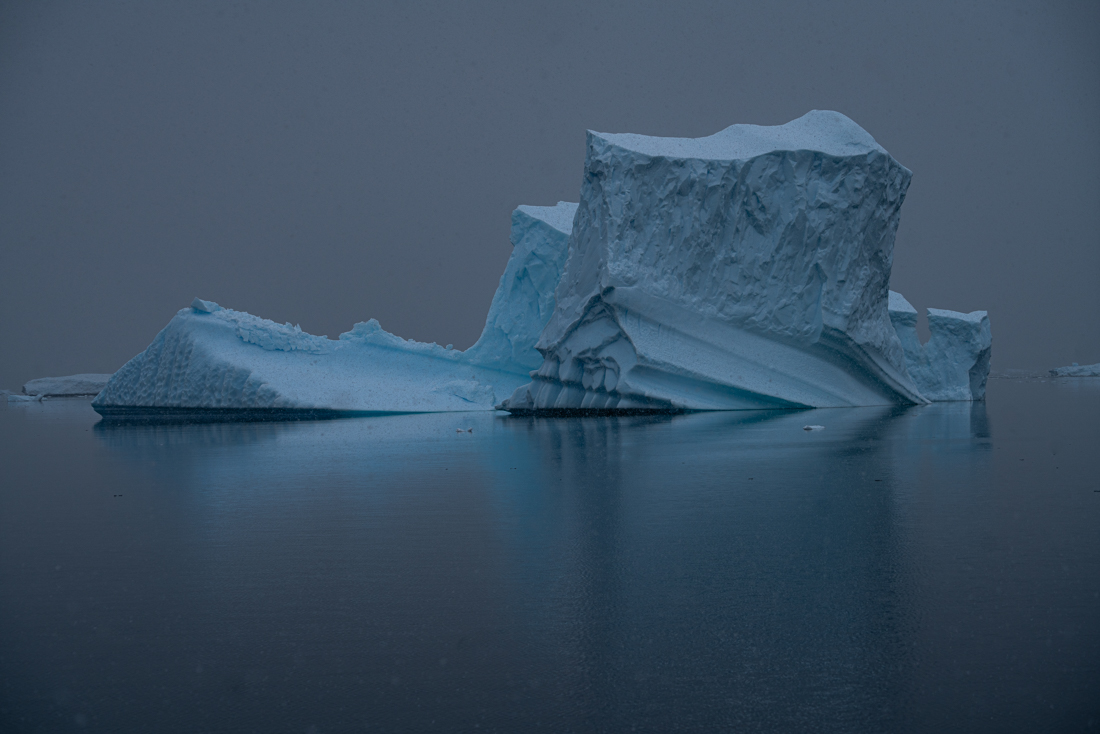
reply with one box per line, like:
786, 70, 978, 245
887, 291, 991, 401
93, 204, 575, 417
464, 203, 576, 373
503, 111, 926, 413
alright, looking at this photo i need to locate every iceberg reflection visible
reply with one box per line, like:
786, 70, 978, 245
89, 400, 995, 731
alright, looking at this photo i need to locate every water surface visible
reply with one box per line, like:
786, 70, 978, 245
1, 378, 1098, 732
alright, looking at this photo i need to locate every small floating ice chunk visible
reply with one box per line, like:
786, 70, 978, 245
1049, 362, 1100, 377
22, 374, 113, 397
8, 393, 44, 402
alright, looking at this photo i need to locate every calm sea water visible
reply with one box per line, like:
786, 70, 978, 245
1, 378, 1097, 733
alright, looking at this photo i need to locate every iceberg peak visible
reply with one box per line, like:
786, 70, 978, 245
887, 291, 918, 317
191, 297, 222, 314
591, 110, 890, 163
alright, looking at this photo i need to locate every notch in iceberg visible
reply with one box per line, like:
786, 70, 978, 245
92, 203, 577, 419
887, 291, 991, 401
502, 110, 926, 413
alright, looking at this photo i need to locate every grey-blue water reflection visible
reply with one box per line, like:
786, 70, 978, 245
1, 378, 1097, 732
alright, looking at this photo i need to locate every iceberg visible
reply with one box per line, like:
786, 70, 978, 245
22, 373, 114, 397
502, 110, 926, 413
1049, 362, 1100, 377
887, 291, 991, 401
91, 112, 992, 419
92, 203, 576, 419
7, 393, 44, 403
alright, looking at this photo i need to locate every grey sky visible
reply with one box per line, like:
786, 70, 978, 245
1, 0, 1097, 387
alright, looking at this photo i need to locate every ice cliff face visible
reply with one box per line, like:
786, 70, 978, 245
463, 203, 576, 373
502, 110, 926, 412
888, 291, 991, 401
93, 203, 575, 417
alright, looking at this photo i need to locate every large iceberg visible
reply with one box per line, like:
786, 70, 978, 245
93, 111, 994, 419
93, 203, 576, 419
502, 111, 927, 413
887, 291, 991, 401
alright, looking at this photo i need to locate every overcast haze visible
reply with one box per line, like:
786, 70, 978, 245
1, 0, 1097, 388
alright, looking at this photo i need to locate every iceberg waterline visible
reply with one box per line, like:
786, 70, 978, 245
94, 112, 991, 418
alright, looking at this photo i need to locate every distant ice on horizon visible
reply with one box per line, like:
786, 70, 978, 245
1049, 362, 1100, 377
22, 374, 113, 397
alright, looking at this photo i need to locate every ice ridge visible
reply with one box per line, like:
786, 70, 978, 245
93, 203, 576, 418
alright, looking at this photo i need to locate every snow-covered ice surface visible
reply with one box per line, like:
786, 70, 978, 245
503, 110, 926, 413
888, 291, 992, 401
93, 203, 575, 419
1050, 362, 1100, 377
23, 374, 113, 397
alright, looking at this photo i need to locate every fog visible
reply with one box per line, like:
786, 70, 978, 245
2, 0, 1097, 387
